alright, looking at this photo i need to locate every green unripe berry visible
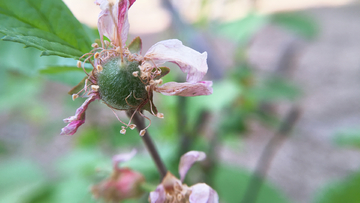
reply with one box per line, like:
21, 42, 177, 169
97, 58, 148, 110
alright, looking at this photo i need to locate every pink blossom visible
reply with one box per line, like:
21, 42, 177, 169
61, 0, 213, 135
95, 0, 212, 97
149, 151, 219, 203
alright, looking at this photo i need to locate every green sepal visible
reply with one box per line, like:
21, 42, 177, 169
155, 67, 170, 80
142, 91, 158, 115
128, 37, 142, 54
68, 76, 87, 95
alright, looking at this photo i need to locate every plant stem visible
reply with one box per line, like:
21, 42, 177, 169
241, 106, 301, 203
127, 110, 167, 180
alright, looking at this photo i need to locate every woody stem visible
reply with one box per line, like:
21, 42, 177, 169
127, 110, 167, 180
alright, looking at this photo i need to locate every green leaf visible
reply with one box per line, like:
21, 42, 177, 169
39, 66, 91, 75
0, 0, 92, 59
270, 12, 318, 40
67, 76, 87, 95
155, 67, 170, 80
128, 36, 142, 54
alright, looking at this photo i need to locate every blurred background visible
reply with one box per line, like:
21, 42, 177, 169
1, 0, 360, 202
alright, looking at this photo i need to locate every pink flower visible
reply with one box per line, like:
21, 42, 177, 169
149, 151, 219, 203
61, 0, 212, 135
91, 150, 146, 202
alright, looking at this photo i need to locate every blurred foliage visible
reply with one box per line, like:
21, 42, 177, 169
213, 165, 289, 203
315, 171, 360, 203
333, 128, 360, 149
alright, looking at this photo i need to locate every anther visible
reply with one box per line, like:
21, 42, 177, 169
91, 85, 99, 92
91, 43, 99, 48
77, 61, 82, 68
72, 94, 79, 101
149, 80, 155, 85
139, 129, 146, 136
155, 79, 163, 85
156, 113, 164, 119
129, 124, 136, 130
96, 65, 103, 72
132, 71, 139, 77
115, 47, 121, 53
145, 85, 150, 91
94, 52, 100, 59
120, 129, 126, 134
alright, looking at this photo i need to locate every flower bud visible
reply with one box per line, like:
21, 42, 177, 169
92, 168, 145, 202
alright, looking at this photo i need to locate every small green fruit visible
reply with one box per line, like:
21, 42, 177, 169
97, 58, 148, 110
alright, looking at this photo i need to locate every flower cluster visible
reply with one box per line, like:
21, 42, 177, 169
60, 0, 213, 136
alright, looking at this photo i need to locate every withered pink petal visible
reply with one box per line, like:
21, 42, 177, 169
117, 0, 130, 47
60, 120, 85, 136
155, 81, 213, 97
60, 95, 97, 135
95, 0, 131, 47
145, 39, 208, 83
112, 149, 137, 169
179, 151, 206, 182
149, 185, 166, 203
97, 9, 117, 45
129, 0, 136, 7
94, 0, 109, 10
189, 183, 219, 203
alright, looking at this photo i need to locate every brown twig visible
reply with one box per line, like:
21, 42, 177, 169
126, 110, 167, 180
241, 106, 301, 203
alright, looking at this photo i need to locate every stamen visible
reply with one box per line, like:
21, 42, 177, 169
77, 61, 82, 68
156, 113, 164, 119
116, 47, 121, 53
139, 129, 146, 136
132, 71, 139, 77
96, 65, 103, 72
104, 40, 110, 47
129, 124, 136, 130
72, 94, 79, 101
91, 85, 99, 92
91, 43, 99, 48
94, 52, 100, 59
155, 79, 163, 85
120, 129, 126, 134
145, 85, 150, 91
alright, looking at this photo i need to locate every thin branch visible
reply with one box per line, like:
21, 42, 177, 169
126, 110, 167, 180
241, 106, 301, 203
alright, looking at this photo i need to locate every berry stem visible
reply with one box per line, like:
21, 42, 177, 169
126, 110, 167, 180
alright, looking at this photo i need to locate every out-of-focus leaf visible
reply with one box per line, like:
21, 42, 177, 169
252, 77, 301, 102
0, 0, 92, 58
0, 159, 46, 203
315, 171, 360, 203
39, 66, 91, 74
186, 80, 241, 125
333, 128, 360, 149
270, 13, 318, 40
215, 13, 268, 44
212, 165, 289, 203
